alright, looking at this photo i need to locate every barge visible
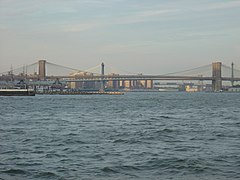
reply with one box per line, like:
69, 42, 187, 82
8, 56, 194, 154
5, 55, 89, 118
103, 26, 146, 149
0, 89, 35, 96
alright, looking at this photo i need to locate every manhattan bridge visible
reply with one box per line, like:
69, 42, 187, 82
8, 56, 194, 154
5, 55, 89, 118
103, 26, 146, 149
0, 60, 240, 92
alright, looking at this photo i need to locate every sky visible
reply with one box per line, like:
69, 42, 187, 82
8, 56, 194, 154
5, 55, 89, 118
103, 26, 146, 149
0, 0, 240, 74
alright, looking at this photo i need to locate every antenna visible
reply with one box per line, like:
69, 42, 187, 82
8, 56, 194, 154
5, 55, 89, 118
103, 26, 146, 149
231, 62, 234, 86
26, 64, 28, 76
10, 64, 13, 81
23, 64, 25, 76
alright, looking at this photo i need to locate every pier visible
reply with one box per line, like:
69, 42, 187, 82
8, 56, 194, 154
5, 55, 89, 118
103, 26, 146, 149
36, 91, 124, 95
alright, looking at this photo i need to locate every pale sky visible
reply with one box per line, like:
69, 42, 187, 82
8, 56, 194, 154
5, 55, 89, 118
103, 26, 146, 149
0, 0, 240, 74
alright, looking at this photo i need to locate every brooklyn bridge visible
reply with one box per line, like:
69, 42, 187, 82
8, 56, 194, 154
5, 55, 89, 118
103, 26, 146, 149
0, 60, 240, 92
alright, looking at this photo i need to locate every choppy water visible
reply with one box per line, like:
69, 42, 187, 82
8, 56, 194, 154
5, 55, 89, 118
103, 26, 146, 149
0, 92, 240, 180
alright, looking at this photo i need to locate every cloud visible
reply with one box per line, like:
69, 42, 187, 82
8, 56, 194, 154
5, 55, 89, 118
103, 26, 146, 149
174, 32, 228, 41
184, 1, 240, 12
119, 9, 177, 24
61, 8, 177, 33
204, 1, 240, 10
138, 9, 176, 18
68, 0, 127, 8
111, 9, 178, 25
63, 22, 99, 32
98, 43, 134, 54
0, 0, 40, 17
97, 41, 158, 54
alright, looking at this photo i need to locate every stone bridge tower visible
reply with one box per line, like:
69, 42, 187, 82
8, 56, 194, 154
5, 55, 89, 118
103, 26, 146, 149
38, 60, 46, 80
212, 62, 222, 91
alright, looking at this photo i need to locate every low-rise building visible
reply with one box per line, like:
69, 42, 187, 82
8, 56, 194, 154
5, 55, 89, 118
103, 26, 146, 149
228, 85, 240, 92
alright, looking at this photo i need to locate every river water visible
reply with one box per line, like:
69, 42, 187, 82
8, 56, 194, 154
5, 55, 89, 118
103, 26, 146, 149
0, 92, 239, 180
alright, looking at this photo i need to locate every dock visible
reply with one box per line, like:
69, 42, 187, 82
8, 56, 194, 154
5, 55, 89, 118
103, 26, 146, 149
36, 91, 124, 95
0, 89, 35, 96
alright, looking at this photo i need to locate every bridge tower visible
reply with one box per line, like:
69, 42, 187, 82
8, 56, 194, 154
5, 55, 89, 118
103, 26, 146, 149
231, 62, 234, 87
212, 62, 222, 91
100, 62, 105, 91
38, 60, 46, 80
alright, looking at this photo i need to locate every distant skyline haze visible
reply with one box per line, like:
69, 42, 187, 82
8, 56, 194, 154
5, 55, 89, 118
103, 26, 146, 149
0, 0, 239, 74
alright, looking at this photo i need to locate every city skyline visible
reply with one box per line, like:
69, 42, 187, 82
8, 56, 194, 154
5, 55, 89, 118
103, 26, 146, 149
0, 0, 240, 74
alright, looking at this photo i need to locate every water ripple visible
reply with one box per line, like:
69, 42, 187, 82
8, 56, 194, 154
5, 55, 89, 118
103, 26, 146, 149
0, 93, 240, 179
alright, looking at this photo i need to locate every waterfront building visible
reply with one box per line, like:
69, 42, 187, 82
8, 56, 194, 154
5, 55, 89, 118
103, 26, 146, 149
228, 85, 240, 92
124, 80, 131, 89
185, 85, 198, 92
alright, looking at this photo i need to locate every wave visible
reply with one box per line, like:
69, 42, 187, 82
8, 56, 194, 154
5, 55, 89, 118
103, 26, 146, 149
34, 171, 62, 179
1, 168, 28, 175
101, 165, 139, 177
150, 115, 173, 120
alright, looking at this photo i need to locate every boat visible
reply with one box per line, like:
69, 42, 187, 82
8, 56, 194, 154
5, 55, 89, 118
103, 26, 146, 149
158, 88, 179, 92
0, 89, 35, 96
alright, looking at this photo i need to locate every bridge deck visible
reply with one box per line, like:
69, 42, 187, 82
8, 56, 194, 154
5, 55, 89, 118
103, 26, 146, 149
45, 75, 240, 82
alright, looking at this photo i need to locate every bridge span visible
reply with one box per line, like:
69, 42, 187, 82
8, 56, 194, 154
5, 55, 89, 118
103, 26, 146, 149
46, 62, 238, 91
1, 60, 239, 91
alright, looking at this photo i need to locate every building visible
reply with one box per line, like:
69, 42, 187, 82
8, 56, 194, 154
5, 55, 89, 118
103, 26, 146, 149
228, 85, 240, 92
185, 85, 198, 92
